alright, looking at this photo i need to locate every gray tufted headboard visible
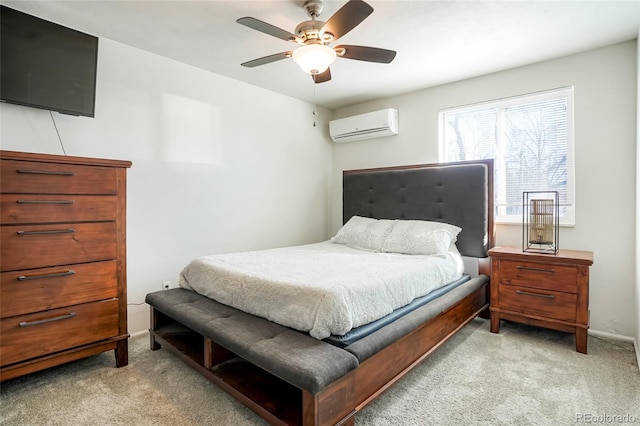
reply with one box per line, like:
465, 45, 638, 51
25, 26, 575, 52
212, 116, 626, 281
342, 160, 494, 258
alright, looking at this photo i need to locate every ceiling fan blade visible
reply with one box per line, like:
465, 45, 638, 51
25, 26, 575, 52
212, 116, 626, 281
237, 17, 300, 43
320, 0, 373, 41
335, 45, 396, 63
241, 52, 292, 68
312, 68, 332, 84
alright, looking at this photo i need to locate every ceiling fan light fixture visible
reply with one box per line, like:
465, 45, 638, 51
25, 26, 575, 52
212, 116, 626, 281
292, 44, 336, 75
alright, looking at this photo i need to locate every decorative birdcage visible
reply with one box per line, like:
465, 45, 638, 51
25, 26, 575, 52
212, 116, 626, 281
523, 191, 559, 254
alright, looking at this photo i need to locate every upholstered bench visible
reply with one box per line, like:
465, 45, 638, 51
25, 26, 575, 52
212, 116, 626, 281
146, 278, 489, 425
145, 288, 359, 394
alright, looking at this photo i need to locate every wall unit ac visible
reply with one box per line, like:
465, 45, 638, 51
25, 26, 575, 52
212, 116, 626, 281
329, 108, 398, 143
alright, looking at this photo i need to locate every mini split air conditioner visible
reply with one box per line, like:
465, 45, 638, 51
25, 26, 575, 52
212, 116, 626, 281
329, 108, 398, 143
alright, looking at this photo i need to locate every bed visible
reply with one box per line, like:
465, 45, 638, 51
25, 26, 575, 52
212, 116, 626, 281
146, 159, 494, 426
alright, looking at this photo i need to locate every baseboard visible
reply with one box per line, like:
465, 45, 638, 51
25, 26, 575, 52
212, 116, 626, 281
130, 329, 149, 339
588, 329, 640, 373
635, 339, 640, 374
588, 328, 635, 343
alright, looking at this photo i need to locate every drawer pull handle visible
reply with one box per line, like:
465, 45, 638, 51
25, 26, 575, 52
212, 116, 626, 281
17, 169, 75, 176
516, 265, 555, 273
17, 270, 76, 281
16, 200, 75, 205
516, 290, 555, 300
19, 312, 78, 328
17, 228, 75, 235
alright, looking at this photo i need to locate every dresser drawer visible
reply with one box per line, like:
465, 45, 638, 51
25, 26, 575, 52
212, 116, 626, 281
0, 160, 117, 195
497, 259, 578, 293
0, 261, 118, 318
0, 222, 117, 272
0, 299, 119, 367
499, 284, 577, 321
1, 194, 117, 225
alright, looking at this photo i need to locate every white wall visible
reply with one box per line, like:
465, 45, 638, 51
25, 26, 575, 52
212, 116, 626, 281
331, 41, 638, 338
0, 38, 332, 334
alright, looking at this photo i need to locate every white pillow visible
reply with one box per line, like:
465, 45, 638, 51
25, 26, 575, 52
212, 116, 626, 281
331, 216, 395, 252
381, 219, 462, 256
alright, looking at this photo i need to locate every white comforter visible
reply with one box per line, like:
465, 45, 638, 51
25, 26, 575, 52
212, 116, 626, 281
179, 241, 464, 339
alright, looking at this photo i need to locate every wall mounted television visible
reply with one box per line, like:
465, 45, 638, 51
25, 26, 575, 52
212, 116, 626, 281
0, 5, 98, 117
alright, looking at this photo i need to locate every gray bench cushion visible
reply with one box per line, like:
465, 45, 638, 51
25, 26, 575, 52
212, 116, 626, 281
146, 289, 359, 394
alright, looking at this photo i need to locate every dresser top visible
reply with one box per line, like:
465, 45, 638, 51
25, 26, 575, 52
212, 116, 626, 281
1, 150, 131, 168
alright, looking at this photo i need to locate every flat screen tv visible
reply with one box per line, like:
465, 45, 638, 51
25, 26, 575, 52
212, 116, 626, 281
0, 5, 98, 117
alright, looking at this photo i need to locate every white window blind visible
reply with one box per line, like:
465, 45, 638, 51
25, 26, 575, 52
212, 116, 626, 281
439, 88, 575, 225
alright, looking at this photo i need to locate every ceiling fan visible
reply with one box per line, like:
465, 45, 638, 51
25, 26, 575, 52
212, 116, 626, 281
237, 0, 396, 84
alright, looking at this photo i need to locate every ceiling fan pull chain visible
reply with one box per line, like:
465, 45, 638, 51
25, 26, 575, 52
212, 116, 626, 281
313, 76, 317, 127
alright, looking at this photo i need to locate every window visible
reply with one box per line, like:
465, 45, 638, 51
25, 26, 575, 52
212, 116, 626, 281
439, 88, 574, 225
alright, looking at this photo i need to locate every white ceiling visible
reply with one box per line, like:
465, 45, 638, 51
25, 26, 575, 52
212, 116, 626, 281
4, 0, 640, 110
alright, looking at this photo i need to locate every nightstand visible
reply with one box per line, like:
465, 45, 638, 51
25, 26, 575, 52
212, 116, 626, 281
488, 246, 594, 354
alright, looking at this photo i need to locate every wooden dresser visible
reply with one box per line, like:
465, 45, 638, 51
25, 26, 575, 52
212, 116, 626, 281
488, 246, 593, 353
0, 150, 131, 381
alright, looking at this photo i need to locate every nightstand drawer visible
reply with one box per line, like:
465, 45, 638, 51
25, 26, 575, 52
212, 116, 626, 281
499, 284, 577, 321
0, 299, 119, 367
498, 259, 578, 293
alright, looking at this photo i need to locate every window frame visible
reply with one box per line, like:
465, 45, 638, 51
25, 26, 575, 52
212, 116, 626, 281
438, 87, 575, 226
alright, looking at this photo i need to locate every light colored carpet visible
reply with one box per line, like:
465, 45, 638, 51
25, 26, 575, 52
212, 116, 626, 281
1, 318, 638, 425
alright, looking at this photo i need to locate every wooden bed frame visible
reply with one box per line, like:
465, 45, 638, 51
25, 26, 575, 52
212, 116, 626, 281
148, 160, 494, 425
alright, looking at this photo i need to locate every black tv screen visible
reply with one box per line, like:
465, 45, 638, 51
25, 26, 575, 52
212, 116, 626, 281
0, 5, 98, 117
